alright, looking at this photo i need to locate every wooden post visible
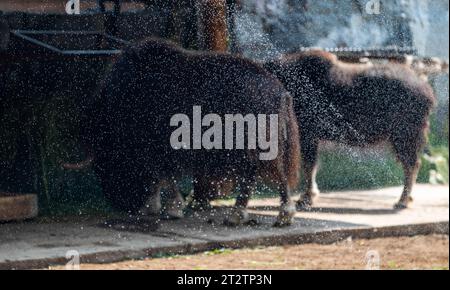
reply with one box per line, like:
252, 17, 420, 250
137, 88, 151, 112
198, 0, 229, 51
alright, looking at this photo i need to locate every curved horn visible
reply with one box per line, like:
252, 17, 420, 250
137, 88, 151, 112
61, 155, 94, 170
60, 146, 95, 170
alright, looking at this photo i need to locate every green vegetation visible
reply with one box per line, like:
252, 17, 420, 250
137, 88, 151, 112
31, 94, 112, 216
420, 111, 449, 185
312, 150, 404, 192
204, 248, 234, 256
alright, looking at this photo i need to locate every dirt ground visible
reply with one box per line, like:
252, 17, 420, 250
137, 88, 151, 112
50, 235, 449, 270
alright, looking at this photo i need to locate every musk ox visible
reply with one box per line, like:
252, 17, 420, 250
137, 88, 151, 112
263, 50, 436, 210
64, 38, 300, 227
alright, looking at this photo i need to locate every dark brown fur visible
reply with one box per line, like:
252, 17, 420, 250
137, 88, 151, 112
78, 38, 300, 225
264, 50, 436, 210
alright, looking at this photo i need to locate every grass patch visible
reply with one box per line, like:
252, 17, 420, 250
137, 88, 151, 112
204, 248, 234, 256
312, 150, 404, 192
419, 146, 449, 185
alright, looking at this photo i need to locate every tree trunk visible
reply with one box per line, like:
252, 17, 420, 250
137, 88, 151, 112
198, 0, 229, 51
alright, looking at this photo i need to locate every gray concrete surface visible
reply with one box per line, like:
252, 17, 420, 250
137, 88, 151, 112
0, 184, 448, 269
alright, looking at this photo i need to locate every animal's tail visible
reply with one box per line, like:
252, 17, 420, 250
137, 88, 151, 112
422, 82, 437, 116
410, 76, 437, 131
281, 93, 301, 190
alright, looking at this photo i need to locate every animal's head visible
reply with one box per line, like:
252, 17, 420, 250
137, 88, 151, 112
264, 49, 336, 91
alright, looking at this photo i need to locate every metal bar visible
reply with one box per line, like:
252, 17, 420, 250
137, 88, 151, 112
293, 46, 418, 60
63, 49, 123, 55
11, 30, 131, 57
12, 30, 64, 54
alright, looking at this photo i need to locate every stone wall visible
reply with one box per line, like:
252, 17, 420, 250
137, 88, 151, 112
235, 0, 449, 59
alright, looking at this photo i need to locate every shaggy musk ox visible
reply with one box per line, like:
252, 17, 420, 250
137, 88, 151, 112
264, 50, 436, 210
64, 38, 301, 227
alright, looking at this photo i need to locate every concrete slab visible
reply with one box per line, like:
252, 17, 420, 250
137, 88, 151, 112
0, 184, 448, 270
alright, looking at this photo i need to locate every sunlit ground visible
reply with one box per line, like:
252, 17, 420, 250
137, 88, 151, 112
49, 235, 449, 270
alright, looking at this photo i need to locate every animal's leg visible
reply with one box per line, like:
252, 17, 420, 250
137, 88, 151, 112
395, 161, 421, 209
140, 180, 162, 216
297, 138, 320, 211
225, 176, 256, 226
161, 181, 186, 219
188, 174, 214, 211
391, 129, 427, 209
274, 181, 296, 227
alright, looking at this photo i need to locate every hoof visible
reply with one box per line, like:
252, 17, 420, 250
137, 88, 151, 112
274, 202, 296, 227
394, 196, 413, 210
139, 205, 161, 217
162, 198, 185, 220
224, 207, 249, 226
296, 191, 318, 211
140, 195, 162, 216
186, 199, 213, 213
161, 209, 184, 220
296, 199, 313, 211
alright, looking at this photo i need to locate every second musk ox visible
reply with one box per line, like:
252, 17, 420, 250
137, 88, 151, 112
264, 50, 436, 210
64, 38, 301, 227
